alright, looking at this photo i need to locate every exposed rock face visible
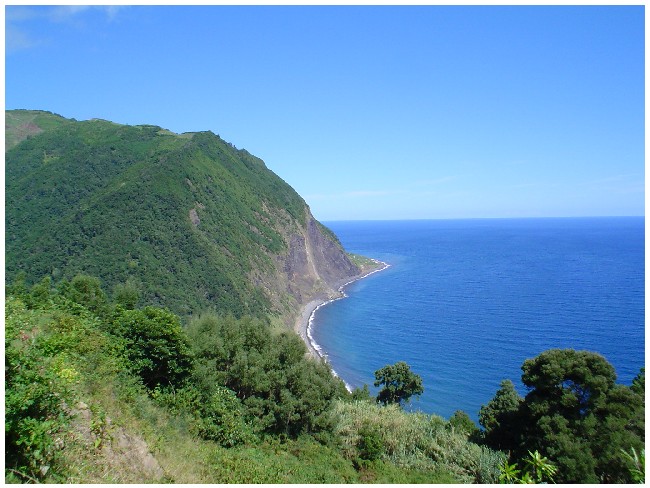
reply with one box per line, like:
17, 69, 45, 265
284, 213, 359, 303
265, 208, 360, 324
304, 215, 359, 287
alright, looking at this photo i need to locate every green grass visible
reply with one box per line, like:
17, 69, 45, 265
348, 253, 381, 268
5, 110, 70, 150
333, 399, 505, 483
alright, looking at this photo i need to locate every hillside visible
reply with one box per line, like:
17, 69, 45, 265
5, 283, 501, 483
5, 110, 506, 483
5, 111, 644, 484
5, 109, 70, 150
5, 109, 362, 323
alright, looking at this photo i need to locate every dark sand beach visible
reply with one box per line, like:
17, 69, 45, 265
294, 259, 390, 360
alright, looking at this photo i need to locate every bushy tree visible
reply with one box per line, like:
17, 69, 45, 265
61, 274, 107, 314
195, 385, 254, 447
374, 361, 424, 407
480, 349, 645, 483
521, 349, 616, 418
449, 410, 479, 438
520, 349, 635, 483
28, 276, 53, 307
112, 278, 140, 310
356, 421, 384, 463
349, 384, 373, 402
631, 367, 644, 395
111, 306, 193, 389
186, 313, 348, 437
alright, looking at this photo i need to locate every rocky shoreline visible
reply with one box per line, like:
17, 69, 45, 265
294, 258, 390, 361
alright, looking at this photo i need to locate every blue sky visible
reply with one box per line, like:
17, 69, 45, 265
5, 5, 645, 220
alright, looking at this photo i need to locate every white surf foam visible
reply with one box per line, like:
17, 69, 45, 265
306, 259, 391, 392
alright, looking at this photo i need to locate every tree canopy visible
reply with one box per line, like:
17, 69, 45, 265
479, 349, 645, 483
4, 112, 323, 319
186, 313, 349, 437
374, 361, 424, 407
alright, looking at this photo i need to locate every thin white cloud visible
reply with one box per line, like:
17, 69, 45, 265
49, 6, 92, 22
6, 6, 43, 53
306, 189, 398, 201
6, 5, 126, 53
49, 5, 124, 23
5, 24, 40, 52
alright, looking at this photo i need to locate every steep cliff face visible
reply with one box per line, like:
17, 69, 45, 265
5, 110, 362, 324
279, 210, 359, 306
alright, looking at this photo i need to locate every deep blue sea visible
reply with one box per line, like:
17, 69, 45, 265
311, 217, 645, 421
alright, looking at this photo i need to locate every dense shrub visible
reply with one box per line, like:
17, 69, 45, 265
186, 313, 348, 438
61, 275, 107, 315
356, 421, 384, 463
195, 386, 255, 447
110, 306, 194, 389
4, 295, 99, 482
112, 278, 140, 310
5, 299, 69, 482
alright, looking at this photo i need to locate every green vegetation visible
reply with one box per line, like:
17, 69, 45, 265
347, 253, 377, 266
373, 361, 424, 407
5, 110, 312, 319
347, 253, 383, 273
498, 450, 557, 484
621, 447, 645, 483
185, 312, 348, 438
479, 349, 645, 483
111, 306, 194, 389
333, 399, 505, 483
5, 110, 644, 484
5, 275, 501, 483
4, 109, 71, 150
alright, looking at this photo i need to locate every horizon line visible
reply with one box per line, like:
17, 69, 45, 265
320, 215, 645, 223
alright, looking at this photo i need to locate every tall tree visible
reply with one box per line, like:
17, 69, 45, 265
478, 379, 523, 450
111, 306, 193, 389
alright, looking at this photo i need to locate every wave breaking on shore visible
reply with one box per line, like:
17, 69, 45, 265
305, 258, 391, 391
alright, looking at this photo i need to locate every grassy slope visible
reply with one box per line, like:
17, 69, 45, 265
5, 111, 506, 484
5, 110, 71, 150
6, 286, 485, 484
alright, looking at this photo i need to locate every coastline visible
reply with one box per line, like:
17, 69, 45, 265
294, 258, 391, 381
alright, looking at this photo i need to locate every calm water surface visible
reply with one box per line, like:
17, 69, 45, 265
311, 218, 645, 420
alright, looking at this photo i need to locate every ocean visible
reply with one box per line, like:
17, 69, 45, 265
310, 217, 645, 421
